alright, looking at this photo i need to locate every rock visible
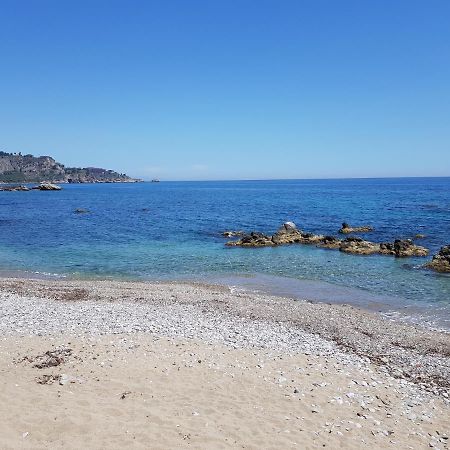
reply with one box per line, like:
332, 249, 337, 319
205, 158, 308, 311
32, 183, 62, 191
297, 232, 325, 245
339, 237, 380, 255
317, 236, 342, 249
379, 239, 429, 257
414, 234, 426, 239
272, 222, 326, 246
226, 232, 274, 247
281, 221, 297, 231
0, 185, 30, 192
59, 374, 69, 385
222, 231, 244, 238
272, 222, 303, 245
425, 245, 450, 273
224, 223, 428, 258
339, 223, 373, 234
74, 208, 90, 214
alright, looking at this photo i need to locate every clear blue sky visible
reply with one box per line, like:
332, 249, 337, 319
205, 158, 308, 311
1, 1, 449, 180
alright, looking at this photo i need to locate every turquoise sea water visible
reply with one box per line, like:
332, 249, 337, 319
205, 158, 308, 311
1, 178, 449, 329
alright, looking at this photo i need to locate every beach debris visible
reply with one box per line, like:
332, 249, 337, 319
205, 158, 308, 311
120, 391, 132, 399
339, 223, 374, 234
59, 374, 70, 385
36, 374, 60, 385
425, 245, 450, 273
33, 348, 72, 369
35, 373, 76, 385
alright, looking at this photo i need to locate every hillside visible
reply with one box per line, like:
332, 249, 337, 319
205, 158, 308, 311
0, 152, 141, 183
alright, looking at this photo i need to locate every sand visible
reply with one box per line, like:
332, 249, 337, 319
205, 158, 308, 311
0, 277, 449, 449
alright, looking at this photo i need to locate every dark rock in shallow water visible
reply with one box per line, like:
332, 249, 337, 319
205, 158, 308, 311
339, 222, 374, 234
226, 232, 274, 247
425, 245, 450, 273
379, 239, 428, 257
74, 208, 90, 214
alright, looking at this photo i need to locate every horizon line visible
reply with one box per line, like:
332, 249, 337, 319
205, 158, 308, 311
137, 175, 450, 182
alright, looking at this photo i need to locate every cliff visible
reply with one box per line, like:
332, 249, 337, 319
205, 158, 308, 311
0, 152, 141, 183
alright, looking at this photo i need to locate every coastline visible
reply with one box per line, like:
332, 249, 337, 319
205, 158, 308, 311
1, 276, 449, 448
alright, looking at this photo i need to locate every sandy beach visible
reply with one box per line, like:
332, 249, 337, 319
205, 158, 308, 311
0, 277, 449, 449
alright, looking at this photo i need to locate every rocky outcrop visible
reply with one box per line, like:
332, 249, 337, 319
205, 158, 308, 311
379, 239, 429, 257
226, 232, 275, 247
317, 236, 342, 249
339, 238, 428, 257
425, 246, 450, 273
0, 185, 30, 191
339, 222, 373, 234
339, 237, 380, 255
227, 222, 330, 248
32, 183, 62, 191
271, 222, 303, 245
225, 222, 430, 258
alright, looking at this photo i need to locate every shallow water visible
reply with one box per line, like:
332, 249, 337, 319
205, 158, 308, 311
0, 178, 449, 328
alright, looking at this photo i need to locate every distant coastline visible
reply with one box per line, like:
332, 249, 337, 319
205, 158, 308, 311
0, 151, 142, 184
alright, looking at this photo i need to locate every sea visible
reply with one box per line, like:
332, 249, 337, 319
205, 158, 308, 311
1, 178, 449, 330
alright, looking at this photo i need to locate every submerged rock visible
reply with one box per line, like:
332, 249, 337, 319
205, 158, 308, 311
222, 230, 245, 238
379, 239, 429, 257
339, 237, 380, 255
74, 208, 90, 214
339, 222, 374, 234
425, 245, 450, 273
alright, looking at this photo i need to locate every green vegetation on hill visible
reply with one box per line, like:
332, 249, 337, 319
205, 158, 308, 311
0, 152, 139, 183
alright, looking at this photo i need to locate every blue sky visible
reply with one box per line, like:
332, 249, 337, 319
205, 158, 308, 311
0, 1, 449, 180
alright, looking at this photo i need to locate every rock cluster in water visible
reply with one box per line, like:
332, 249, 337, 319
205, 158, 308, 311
426, 245, 450, 273
32, 183, 62, 191
0, 183, 62, 191
339, 222, 374, 234
226, 222, 429, 258
0, 185, 30, 191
